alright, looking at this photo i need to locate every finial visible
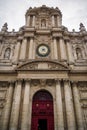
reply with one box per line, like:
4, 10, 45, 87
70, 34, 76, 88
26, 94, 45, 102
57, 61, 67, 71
1, 22, 8, 32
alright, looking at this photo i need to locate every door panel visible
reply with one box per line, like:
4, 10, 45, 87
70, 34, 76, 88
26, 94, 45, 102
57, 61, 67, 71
31, 91, 54, 130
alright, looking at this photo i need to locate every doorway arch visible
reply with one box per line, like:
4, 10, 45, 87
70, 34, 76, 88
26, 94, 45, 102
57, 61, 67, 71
31, 90, 54, 130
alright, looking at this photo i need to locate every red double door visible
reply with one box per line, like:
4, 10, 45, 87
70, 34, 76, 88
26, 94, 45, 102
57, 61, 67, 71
31, 91, 54, 130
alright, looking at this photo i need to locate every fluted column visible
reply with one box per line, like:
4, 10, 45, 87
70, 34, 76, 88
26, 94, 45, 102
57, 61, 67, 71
28, 37, 34, 59
32, 16, 35, 27
56, 80, 64, 130
59, 38, 67, 61
19, 38, 27, 60
21, 80, 30, 130
9, 80, 22, 130
13, 40, 21, 62
66, 40, 74, 64
2, 82, 14, 130
53, 38, 58, 60
26, 15, 30, 26
72, 82, 84, 130
64, 80, 76, 130
52, 15, 55, 27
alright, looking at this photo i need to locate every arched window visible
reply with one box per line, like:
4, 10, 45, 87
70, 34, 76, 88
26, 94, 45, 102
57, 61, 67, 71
41, 19, 46, 27
76, 47, 82, 59
4, 48, 11, 59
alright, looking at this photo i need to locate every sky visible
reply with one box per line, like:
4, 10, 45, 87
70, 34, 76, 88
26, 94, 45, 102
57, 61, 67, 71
0, 0, 87, 31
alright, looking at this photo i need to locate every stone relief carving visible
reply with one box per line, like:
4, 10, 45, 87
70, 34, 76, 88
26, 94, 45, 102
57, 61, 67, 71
31, 79, 54, 87
48, 63, 68, 70
17, 63, 38, 70
40, 79, 46, 86
17, 61, 68, 70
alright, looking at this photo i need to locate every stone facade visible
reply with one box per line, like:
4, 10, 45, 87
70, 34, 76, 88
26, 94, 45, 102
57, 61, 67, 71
0, 5, 87, 130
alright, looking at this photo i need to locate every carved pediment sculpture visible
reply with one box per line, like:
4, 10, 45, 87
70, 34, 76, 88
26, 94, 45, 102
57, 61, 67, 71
16, 60, 69, 71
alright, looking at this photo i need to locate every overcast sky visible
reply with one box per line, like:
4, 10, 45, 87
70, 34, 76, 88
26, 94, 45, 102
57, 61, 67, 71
0, 0, 87, 31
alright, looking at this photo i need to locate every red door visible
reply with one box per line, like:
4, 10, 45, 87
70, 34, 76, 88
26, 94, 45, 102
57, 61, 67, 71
31, 90, 54, 130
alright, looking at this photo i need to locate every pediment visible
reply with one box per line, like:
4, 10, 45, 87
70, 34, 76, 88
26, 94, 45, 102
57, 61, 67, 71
16, 60, 69, 71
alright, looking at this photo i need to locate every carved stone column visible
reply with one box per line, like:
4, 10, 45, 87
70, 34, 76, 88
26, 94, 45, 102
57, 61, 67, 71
21, 79, 30, 130
59, 38, 67, 61
32, 16, 35, 27
64, 80, 76, 130
72, 82, 84, 130
53, 38, 58, 60
28, 37, 34, 59
0, 41, 3, 56
2, 82, 14, 130
56, 80, 64, 130
26, 15, 30, 26
66, 40, 74, 64
57, 16, 61, 27
13, 40, 21, 62
9, 80, 22, 130
52, 15, 55, 27
19, 38, 27, 60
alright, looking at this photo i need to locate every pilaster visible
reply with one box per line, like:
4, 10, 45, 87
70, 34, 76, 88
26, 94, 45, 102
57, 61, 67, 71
1, 81, 14, 130
19, 38, 27, 60
55, 79, 64, 130
64, 80, 76, 130
52, 15, 55, 27
53, 38, 58, 60
59, 38, 67, 61
72, 82, 84, 130
21, 79, 31, 130
32, 16, 35, 27
28, 37, 34, 59
66, 40, 74, 64
13, 40, 21, 62
9, 80, 22, 130
26, 15, 30, 27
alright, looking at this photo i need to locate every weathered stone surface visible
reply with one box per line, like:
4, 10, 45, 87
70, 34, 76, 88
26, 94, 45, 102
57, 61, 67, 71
0, 5, 87, 130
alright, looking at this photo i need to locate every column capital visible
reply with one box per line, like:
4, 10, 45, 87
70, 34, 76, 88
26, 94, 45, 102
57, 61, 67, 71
24, 78, 31, 83
9, 80, 15, 85
16, 79, 23, 84
71, 80, 78, 84
55, 78, 61, 83
63, 79, 69, 82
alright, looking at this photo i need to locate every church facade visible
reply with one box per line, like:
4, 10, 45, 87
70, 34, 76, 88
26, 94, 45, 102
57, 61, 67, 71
0, 5, 87, 130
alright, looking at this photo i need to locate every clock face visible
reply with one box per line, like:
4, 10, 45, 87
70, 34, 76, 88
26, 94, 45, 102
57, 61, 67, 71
37, 44, 50, 57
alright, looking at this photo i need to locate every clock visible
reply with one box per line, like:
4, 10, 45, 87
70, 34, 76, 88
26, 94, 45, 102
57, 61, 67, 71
37, 44, 50, 57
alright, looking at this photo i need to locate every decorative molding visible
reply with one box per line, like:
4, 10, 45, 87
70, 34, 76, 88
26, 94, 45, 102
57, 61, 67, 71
16, 60, 69, 71
40, 79, 46, 86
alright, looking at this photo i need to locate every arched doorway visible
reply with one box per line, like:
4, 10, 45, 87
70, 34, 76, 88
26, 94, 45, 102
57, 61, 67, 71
31, 90, 54, 130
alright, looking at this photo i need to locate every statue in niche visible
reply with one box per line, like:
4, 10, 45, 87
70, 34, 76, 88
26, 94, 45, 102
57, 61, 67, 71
76, 48, 82, 59
4, 48, 11, 59
41, 19, 46, 27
